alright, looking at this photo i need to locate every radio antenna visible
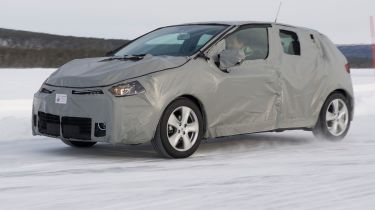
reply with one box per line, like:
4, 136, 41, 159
274, 2, 282, 23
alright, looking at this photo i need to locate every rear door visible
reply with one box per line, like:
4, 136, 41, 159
275, 26, 325, 128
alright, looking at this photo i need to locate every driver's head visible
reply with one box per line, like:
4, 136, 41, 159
226, 34, 245, 50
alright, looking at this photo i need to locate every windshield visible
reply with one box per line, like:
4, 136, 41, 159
114, 25, 228, 57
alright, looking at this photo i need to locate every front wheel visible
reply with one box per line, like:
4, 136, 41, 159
313, 93, 351, 141
152, 98, 204, 158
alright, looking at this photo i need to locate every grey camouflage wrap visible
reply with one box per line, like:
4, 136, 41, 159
32, 22, 354, 144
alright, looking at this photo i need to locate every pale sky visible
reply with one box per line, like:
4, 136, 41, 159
0, 0, 374, 44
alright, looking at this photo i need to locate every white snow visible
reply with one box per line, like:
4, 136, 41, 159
0, 69, 55, 141
0, 68, 375, 210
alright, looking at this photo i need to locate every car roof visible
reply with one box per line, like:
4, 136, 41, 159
177, 21, 318, 33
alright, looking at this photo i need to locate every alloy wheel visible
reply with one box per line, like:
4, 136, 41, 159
325, 99, 349, 136
166, 106, 199, 151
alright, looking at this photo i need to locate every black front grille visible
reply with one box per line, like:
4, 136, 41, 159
37, 112, 94, 140
38, 112, 60, 137
72, 89, 103, 95
61, 117, 92, 140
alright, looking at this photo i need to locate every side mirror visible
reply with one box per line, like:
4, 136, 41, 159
218, 49, 246, 71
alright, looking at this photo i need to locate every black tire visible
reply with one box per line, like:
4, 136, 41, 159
152, 98, 204, 158
61, 139, 97, 148
313, 92, 351, 141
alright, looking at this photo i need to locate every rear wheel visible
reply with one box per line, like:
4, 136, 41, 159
313, 93, 351, 141
61, 139, 97, 148
152, 98, 204, 158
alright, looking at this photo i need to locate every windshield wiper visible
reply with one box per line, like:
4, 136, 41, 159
101, 54, 147, 62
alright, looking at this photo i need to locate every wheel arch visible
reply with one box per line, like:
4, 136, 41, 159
324, 89, 354, 121
176, 94, 208, 135
153, 94, 208, 141
151, 94, 206, 158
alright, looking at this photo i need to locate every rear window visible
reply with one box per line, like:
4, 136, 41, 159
279, 30, 301, 56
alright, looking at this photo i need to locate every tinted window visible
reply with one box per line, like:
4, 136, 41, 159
224, 27, 269, 60
279, 30, 301, 55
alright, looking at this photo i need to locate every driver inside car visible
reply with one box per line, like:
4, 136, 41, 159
226, 33, 254, 59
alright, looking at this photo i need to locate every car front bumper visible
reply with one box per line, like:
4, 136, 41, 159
32, 85, 160, 145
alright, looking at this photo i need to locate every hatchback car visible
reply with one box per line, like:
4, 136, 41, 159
32, 21, 354, 158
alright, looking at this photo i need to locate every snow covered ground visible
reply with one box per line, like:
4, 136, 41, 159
0, 68, 375, 210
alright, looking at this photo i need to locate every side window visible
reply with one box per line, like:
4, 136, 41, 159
279, 30, 301, 56
224, 27, 269, 60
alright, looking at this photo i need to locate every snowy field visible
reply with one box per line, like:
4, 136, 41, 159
0, 68, 375, 210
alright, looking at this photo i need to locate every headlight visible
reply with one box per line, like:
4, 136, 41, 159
109, 81, 145, 97
38, 84, 54, 94
39, 87, 54, 94
38, 79, 54, 94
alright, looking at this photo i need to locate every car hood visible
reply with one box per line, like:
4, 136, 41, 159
45, 55, 189, 88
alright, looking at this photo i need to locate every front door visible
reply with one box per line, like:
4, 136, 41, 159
208, 25, 282, 137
